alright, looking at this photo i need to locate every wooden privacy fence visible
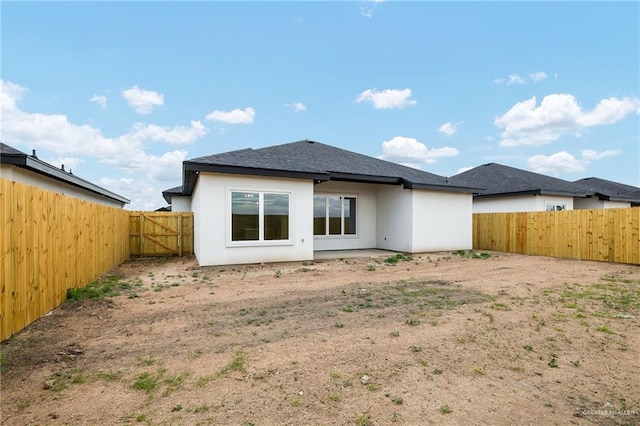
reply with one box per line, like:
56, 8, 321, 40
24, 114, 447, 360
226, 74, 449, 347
129, 212, 193, 257
1, 178, 130, 341
473, 207, 640, 264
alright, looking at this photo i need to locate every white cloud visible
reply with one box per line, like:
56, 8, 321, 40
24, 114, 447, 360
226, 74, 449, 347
90, 95, 107, 109
46, 156, 84, 171
145, 150, 188, 182
495, 93, 640, 147
529, 71, 548, 82
508, 74, 525, 85
528, 149, 621, 175
0, 79, 206, 172
356, 88, 416, 110
0, 80, 26, 109
577, 97, 639, 126
580, 149, 620, 161
205, 107, 255, 124
437, 121, 462, 137
98, 177, 159, 211
493, 71, 548, 85
285, 102, 306, 113
121, 85, 164, 114
359, 0, 384, 18
128, 121, 208, 145
456, 166, 474, 174
0, 79, 203, 211
528, 151, 586, 174
379, 136, 459, 165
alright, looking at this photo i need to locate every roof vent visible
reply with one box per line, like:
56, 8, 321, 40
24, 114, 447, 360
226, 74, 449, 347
31, 149, 38, 159
61, 164, 65, 171
306, 140, 314, 144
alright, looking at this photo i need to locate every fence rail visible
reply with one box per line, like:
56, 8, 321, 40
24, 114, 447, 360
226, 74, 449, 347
473, 208, 640, 264
129, 212, 193, 257
1, 178, 130, 341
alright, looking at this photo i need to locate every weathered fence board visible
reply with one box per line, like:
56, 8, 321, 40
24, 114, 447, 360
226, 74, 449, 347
473, 208, 640, 264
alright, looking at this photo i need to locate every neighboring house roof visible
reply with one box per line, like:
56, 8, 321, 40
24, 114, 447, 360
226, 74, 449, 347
449, 163, 587, 198
0, 142, 130, 205
573, 177, 640, 204
162, 185, 183, 204
175, 140, 479, 197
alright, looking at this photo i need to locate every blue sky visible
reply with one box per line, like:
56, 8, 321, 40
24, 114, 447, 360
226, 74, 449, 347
2, 1, 638, 210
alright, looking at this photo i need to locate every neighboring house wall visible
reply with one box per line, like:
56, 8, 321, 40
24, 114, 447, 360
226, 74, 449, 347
192, 173, 314, 266
313, 181, 377, 251
603, 200, 631, 209
574, 197, 631, 210
536, 195, 574, 211
0, 164, 125, 208
171, 196, 192, 212
473, 194, 574, 213
412, 190, 472, 252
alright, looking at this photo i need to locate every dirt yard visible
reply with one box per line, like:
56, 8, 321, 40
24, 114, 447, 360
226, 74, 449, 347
1, 251, 639, 425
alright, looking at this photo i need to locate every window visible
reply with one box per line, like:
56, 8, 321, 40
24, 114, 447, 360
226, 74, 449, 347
314, 195, 356, 236
231, 191, 290, 242
545, 203, 566, 211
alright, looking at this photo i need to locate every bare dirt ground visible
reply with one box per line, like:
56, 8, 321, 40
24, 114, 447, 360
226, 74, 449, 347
1, 251, 639, 426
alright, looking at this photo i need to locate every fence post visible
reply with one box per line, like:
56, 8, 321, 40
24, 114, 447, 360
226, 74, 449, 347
139, 214, 144, 257
178, 214, 183, 257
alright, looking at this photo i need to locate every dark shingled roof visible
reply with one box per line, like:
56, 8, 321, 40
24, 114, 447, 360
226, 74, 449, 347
177, 140, 479, 196
1, 142, 130, 204
573, 177, 640, 203
449, 163, 587, 198
162, 185, 183, 204
0, 143, 26, 156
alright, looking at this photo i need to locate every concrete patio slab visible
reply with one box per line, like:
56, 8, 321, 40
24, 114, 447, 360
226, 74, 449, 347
313, 249, 398, 260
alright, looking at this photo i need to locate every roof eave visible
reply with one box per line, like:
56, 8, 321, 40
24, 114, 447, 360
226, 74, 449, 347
162, 191, 178, 204
328, 172, 401, 185
474, 189, 587, 199
404, 181, 484, 193
181, 162, 329, 195
3, 154, 130, 204
604, 196, 640, 203
161, 186, 184, 204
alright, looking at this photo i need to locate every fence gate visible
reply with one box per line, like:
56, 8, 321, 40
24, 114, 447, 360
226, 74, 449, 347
129, 212, 193, 257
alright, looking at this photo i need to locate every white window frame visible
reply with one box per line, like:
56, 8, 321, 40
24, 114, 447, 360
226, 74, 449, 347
313, 194, 358, 238
545, 202, 567, 211
227, 189, 293, 247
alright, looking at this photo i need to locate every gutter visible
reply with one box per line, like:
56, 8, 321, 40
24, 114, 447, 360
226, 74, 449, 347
2, 153, 130, 204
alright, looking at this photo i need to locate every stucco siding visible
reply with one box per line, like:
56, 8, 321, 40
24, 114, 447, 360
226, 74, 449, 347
574, 197, 631, 209
192, 173, 314, 266
412, 190, 472, 251
171, 196, 192, 212
603, 200, 631, 209
473, 194, 573, 213
376, 185, 413, 252
191, 178, 204, 262
313, 181, 377, 251
0, 164, 125, 208
536, 195, 574, 211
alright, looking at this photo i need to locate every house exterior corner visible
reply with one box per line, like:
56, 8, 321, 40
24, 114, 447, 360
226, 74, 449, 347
191, 172, 314, 266
411, 190, 473, 252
